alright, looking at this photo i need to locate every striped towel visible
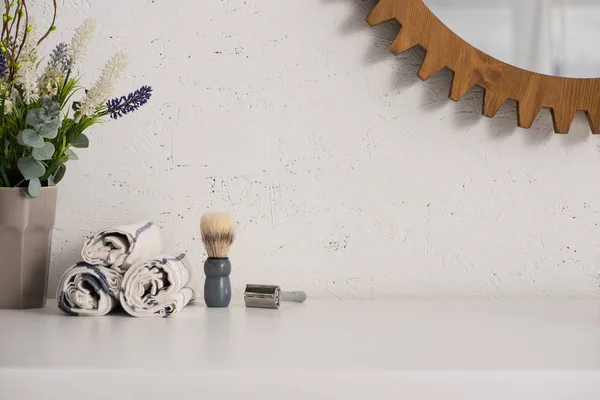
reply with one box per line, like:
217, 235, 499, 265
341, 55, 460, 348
57, 263, 122, 316
120, 253, 195, 318
81, 220, 162, 273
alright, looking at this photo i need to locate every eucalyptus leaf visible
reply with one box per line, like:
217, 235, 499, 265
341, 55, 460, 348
41, 97, 60, 115
65, 149, 79, 161
71, 133, 89, 148
17, 129, 44, 148
47, 104, 61, 119
38, 120, 60, 139
17, 156, 45, 180
45, 118, 60, 130
32, 142, 55, 161
53, 164, 66, 184
41, 97, 53, 109
28, 178, 41, 198
26, 109, 49, 127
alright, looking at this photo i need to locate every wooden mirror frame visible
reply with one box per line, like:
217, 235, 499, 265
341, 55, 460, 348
367, 0, 600, 134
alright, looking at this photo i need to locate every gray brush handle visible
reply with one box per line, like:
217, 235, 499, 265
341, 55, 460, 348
280, 291, 307, 303
204, 258, 232, 307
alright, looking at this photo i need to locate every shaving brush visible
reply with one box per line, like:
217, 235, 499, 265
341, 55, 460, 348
200, 212, 235, 307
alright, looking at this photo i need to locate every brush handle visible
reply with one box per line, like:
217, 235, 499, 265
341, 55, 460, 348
280, 291, 307, 303
204, 258, 231, 308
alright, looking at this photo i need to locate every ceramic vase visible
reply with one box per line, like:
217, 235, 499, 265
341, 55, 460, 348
0, 187, 57, 309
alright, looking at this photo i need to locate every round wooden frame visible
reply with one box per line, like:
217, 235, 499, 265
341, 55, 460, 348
367, 0, 600, 134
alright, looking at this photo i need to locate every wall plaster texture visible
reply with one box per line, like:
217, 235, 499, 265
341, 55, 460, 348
37, 0, 600, 299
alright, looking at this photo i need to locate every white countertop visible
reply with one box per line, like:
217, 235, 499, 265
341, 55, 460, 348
1, 299, 600, 399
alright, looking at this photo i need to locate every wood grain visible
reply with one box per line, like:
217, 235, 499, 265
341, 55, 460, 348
367, 0, 600, 134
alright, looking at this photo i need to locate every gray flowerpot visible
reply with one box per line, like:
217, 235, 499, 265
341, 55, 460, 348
0, 187, 57, 309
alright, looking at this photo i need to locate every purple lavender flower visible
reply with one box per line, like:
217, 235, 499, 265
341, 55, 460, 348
106, 85, 153, 119
0, 51, 8, 79
49, 43, 71, 74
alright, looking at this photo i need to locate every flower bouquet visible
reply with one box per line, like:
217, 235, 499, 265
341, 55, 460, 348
0, 0, 152, 197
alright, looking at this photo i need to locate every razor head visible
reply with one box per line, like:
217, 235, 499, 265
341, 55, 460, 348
244, 284, 281, 309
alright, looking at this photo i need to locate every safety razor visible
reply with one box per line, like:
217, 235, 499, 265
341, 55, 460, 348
244, 284, 307, 309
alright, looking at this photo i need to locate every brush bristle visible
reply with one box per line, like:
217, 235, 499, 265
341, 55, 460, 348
200, 212, 236, 258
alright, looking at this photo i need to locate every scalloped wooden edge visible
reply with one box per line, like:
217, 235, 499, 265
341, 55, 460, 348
367, 0, 600, 134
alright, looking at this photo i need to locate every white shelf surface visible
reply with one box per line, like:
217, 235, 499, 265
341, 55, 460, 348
1, 299, 600, 399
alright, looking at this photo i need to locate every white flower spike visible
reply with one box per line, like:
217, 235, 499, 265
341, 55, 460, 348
78, 52, 128, 117
68, 18, 97, 68
17, 61, 40, 105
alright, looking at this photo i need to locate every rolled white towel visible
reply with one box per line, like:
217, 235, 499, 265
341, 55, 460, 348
57, 263, 122, 316
120, 253, 195, 318
82, 220, 162, 273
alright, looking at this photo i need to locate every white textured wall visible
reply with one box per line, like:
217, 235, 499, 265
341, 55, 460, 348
41, 0, 600, 299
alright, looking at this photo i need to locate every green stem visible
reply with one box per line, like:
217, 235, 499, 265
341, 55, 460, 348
0, 164, 9, 186
63, 69, 71, 87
